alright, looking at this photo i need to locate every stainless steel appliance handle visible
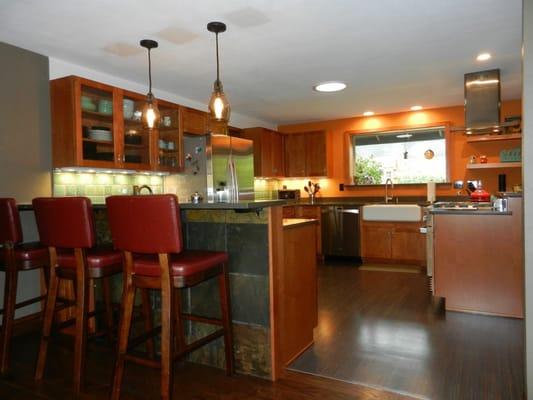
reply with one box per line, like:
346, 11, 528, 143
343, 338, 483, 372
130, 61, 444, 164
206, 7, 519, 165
341, 209, 359, 214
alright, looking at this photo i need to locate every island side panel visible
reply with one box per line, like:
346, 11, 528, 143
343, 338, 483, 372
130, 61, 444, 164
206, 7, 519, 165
433, 212, 523, 318
181, 208, 272, 378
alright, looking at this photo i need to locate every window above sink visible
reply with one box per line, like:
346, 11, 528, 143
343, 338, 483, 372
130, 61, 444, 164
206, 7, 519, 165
348, 125, 450, 185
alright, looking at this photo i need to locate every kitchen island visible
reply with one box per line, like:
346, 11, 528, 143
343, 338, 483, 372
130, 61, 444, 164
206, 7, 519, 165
430, 196, 523, 318
178, 202, 317, 380
17, 199, 317, 380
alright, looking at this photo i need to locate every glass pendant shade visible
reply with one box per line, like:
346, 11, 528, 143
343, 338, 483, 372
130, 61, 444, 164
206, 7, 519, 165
140, 39, 160, 130
208, 81, 230, 122
207, 22, 230, 124
142, 93, 160, 130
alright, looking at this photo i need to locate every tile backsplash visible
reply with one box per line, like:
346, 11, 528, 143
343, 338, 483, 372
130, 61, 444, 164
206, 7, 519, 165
53, 171, 164, 204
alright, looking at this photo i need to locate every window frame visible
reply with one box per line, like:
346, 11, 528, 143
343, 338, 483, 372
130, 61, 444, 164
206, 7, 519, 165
345, 122, 452, 186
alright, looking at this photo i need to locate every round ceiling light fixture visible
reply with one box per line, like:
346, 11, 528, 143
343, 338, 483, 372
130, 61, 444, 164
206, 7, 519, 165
363, 111, 375, 116
410, 105, 423, 111
476, 52, 492, 61
313, 81, 347, 93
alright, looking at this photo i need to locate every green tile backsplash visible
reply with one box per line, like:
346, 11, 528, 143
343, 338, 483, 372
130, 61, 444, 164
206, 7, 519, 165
53, 172, 164, 204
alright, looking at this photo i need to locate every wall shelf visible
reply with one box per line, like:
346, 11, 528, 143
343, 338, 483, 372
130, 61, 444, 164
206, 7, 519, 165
466, 133, 522, 143
466, 162, 521, 169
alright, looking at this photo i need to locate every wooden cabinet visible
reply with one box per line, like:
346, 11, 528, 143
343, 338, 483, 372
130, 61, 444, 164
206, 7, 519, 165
282, 205, 322, 258
284, 134, 307, 176
284, 131, 327, 177
182, 106, 208, 135
361, 221, 425, 266
50, 76, 183, 173
157, 99, 183, 171
433, 199, 523, 317
241, 127, 285, 177
305, 131, 327, 176
281, 221, 318, 366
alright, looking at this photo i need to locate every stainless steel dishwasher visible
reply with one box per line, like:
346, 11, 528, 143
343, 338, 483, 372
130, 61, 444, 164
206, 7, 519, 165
321, 206, 360, 258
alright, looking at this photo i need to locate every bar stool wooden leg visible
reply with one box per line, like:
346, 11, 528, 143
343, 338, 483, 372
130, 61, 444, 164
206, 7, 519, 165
102, 276, 115, 344
35, 249, 60, 382
159, 254, 175, 400
72, 249, 89, 393
218, 263, 234, 375
140, 288, 155, 358
0, 261, 18, 374
111, 252, 136, 400
174, 289, 186, 352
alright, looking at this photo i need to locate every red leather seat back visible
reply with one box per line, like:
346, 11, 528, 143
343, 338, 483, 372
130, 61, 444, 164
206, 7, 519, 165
106, 195, 183, 254
0, 198, 23, 244
32, 197, 95, 249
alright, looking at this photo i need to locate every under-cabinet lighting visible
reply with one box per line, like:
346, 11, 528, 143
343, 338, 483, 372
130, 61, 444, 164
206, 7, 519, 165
396, 134, 413, 138
363, 111, 375, 116
410, 105, 423, 111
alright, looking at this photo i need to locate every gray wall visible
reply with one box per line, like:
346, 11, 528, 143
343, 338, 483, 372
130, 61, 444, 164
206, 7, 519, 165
524, 0, 533, 397
0, 42, 51, 319
0, 41, 51, 203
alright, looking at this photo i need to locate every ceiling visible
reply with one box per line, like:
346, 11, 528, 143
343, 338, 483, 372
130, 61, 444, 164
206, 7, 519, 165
0, 0, 523, 125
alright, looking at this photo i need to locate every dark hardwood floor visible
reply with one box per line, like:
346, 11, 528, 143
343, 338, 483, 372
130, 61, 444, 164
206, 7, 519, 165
289, 263, 525, 400
0, 328, 413, 399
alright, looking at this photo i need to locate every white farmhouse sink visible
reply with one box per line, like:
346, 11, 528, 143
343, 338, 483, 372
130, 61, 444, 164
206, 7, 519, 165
362, 204, 422, 222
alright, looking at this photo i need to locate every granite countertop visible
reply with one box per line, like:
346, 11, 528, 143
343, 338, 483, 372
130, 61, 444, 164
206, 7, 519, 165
283, 196, 456, 207
429, 208, 512, 216
179, 199, 287, 210
18, 199, 288, 211
282, 218, 319, 228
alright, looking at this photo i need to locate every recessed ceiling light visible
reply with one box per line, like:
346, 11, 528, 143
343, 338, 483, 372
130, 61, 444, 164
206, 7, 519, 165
313, 81, 347, 93
476, 52, 491, 61
410, 105, 423, 111
363, 111, 375, 116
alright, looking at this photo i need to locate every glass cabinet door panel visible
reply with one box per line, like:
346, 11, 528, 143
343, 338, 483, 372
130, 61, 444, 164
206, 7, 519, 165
157, 104, 181, 171
80, 84, 115, 163
122, 94, 151, 167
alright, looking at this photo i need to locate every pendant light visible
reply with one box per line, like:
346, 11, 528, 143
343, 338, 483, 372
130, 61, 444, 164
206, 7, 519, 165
207, 22, 231, 123
140, 39, 160, 130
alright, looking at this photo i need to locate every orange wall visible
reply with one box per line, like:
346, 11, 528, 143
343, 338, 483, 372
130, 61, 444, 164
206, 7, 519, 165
278, 100, 522, 198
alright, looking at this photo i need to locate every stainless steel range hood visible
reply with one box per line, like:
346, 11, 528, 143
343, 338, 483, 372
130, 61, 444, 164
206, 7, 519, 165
465, 69, 500, 130
452, 69, 519, 134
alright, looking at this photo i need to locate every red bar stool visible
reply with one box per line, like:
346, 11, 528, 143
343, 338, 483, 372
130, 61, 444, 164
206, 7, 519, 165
106, 194, 234, 400
31, 197, 134, 392
0, 198, 49, 374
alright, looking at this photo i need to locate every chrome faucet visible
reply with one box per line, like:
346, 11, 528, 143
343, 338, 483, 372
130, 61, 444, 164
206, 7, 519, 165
133, 185, 153, 195
384, 178, 394, 203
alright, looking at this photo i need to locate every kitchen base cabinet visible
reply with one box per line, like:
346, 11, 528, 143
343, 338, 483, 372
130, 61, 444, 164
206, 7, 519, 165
433, 198, 523, 318
283, 206, 322, 259
361, 221, 426, 266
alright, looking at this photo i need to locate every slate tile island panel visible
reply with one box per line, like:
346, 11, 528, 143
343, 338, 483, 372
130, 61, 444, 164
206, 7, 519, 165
180, 209, 272, 377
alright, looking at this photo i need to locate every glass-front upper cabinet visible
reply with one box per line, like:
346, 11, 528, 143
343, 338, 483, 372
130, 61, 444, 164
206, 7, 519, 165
157, 100, 183, 172
50, 75, 184, 172
80, 82, 116, 166
120, 91, 152, 169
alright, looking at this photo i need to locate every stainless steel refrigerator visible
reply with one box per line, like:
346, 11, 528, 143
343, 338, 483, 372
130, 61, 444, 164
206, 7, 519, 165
205, 134, 254, 202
